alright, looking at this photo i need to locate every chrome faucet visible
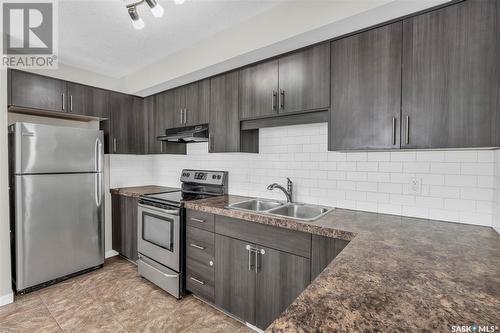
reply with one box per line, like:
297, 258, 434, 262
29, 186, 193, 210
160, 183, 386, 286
267, 178, 293, 203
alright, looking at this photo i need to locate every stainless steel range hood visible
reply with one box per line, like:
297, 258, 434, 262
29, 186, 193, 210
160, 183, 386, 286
157, 124, 209, 143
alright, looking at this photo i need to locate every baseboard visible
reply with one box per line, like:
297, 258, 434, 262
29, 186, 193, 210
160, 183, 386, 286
105, 250, 119, 259
0, 292, 13, 307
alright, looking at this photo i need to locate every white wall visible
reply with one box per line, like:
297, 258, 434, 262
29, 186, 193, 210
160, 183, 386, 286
0, 69, 13, 306
493, 150, 500, 233
110, 123, 496, 227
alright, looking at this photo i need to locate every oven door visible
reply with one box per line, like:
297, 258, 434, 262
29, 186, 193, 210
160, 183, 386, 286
137, 203, 180, 272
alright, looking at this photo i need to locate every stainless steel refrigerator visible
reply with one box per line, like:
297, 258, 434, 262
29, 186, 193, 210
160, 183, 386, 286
8, 122, 104, 293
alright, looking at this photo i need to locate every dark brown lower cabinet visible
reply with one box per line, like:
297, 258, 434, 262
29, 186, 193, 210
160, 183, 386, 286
215, 234, 310, 330
111, 194, 138, 261
311, 235, 349, 280
215, 235, 256, 324
255, 245, 310, 329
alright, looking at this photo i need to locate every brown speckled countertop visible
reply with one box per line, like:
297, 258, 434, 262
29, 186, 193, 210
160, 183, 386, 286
184, 195, 500, 332
110, 185, 179, 198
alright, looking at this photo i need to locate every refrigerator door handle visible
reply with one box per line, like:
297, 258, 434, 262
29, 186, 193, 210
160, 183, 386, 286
95, 173, 102, 207
94, 138, 103, 172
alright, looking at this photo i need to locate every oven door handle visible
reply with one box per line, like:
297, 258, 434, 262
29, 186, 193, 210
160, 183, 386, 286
138, 203, 179, 216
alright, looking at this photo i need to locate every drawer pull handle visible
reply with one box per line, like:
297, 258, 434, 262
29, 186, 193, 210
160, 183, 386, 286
190, 277, 205, 285
190, 217, 205, 223
189, 243, 206, 250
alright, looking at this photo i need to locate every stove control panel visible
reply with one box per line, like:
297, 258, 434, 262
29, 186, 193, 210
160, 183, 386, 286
180, 169, 227, 186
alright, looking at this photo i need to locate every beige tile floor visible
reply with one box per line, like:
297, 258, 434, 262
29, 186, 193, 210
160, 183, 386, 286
0, 257, 252, 333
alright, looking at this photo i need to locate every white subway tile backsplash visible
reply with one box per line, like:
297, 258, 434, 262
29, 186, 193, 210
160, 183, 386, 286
109, 123, 498, 228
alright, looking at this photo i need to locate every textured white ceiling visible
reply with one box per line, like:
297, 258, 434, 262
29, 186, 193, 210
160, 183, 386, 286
58, 0, 283, 78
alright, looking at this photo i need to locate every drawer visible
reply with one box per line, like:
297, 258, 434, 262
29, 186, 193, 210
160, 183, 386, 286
138, 255, 180, 299
215, 215, 311, 258
186, 259, 214, 303
186, 226, 214, 268
186, 209, 215, 232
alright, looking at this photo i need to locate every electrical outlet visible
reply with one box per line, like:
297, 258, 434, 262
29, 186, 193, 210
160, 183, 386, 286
409, 177, 422, 195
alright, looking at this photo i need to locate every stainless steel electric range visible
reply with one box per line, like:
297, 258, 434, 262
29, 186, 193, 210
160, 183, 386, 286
137, 169, 228, 299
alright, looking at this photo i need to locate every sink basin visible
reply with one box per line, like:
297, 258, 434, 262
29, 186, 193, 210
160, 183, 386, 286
267, 204, 332, 221
229, 199, 284, 212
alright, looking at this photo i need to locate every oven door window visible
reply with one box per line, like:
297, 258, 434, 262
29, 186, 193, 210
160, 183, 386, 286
142, 212, 174, 252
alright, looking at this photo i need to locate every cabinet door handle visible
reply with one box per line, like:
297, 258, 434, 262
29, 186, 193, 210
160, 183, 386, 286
272, 91, 277, 111
190, 217, 205, 223
70, 95, 73, 112
246, 245, 254, 271
184, 109, 187, 125
62, 93, 65, 111
160, 142, 163, 153
189, 243, 205, 250
405, 115, 410, 145
113, 138, 117, 153
279, 89, 285, 110
180, 109, 183, 125
189, 277, 205, 285
254, 248, 265, 273
392, 117, 397, 145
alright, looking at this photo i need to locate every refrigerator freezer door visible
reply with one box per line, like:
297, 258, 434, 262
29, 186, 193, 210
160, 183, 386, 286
14, 173, 104, 291
12, 122, 103, 174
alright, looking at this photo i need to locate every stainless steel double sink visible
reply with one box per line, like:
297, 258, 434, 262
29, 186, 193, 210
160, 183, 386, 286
227, 199, 334, 222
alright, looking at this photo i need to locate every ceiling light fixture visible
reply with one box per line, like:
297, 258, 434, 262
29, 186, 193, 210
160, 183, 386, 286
126, 0, 173, 30
128, 6, 145, 30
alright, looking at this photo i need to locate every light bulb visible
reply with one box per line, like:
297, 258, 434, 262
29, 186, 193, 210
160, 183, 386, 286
132, 17, 145, 29
150, 3, 164, 18
174, 0, 185, 4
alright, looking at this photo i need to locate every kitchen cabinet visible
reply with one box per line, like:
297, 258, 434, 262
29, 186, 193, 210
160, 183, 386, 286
278, 43, 330, 114
401, 0, 500, 148
66, 82, 109, 118
214, 215, 311, 330
255, 245, 310, 329
215, 234, 256, 323
9, 69, 67, 113
329, 22, 402, 150
239, 43, 330, 120
311, 235, 349, 279
239, 59, 279, 120
209, 71, 258, 153
146, 94, 186, 154
171, 80, 210, 127
109, 92, 147, 154
111, 194, 138, 261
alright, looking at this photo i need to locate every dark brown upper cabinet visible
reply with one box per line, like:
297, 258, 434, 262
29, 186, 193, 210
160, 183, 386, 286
171, 80, 210, 127
209, 71, 258, 153
239, 43, 330, 120
146, 93, 186, 154
66, 82, 109, 118
9, 70, 67, 113
329, 22, 402, 151
401, 0, 500, 149
278, 43, 330, 114
239, 59, 279, 120
109, 92, 147, 154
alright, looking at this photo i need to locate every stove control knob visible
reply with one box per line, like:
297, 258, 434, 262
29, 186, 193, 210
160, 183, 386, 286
217, 175, 221, 179
212, 175, 216, 179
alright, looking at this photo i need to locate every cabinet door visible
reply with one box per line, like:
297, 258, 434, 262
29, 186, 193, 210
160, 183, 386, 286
239, 60, 279, 119
110, 93, 147, 154
9, 70, 66, 112
311, 235, 349, 279
66, 83, 108, 118
215, 234, 255, 324
148, 92, 186, 154
329, 22, 402, 151
209, 72, 240, 153
278, 43, 330, 114
111, 194, 138, 261
402, 0, 499, 148
185, 79, 210, 126
255, 246, 310, 330
173, 87, 185, 127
